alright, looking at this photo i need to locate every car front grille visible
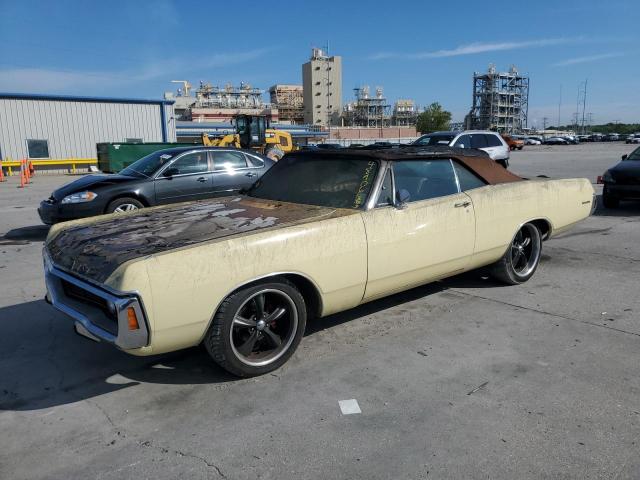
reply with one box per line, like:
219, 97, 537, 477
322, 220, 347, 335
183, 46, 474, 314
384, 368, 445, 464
60, 279, 118, 334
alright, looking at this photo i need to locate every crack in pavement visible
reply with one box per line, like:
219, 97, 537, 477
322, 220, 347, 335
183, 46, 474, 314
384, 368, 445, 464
140, 439, 226, 478
87, 398, 226, 478
449, 288, 640, 338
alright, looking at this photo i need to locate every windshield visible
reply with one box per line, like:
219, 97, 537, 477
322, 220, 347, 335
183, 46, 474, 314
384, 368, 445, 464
413, 134, 456, 146
248, 156, 379, 209
120, 150, 180, 177
626, 147, 640, 161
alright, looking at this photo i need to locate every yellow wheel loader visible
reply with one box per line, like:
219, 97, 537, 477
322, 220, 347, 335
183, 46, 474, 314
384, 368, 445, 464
201, 115, 295, 158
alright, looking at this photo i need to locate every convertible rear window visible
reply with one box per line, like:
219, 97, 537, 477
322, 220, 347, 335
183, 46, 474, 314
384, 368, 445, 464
248, 156, 379, 209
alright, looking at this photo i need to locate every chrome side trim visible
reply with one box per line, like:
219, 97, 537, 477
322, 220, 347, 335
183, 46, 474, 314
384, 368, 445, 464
43, 250, 150, 350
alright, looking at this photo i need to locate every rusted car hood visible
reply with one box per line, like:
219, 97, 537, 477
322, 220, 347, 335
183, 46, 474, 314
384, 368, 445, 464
46, 196, 352, 283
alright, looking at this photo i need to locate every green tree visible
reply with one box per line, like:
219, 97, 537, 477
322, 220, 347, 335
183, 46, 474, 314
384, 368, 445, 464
416, 102, 452, 134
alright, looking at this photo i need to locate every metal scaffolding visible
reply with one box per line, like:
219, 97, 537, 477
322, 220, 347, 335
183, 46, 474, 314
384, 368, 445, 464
269, 85, 304, 124
194, 81, 266, 109
392, 99, 418, 126
468, 64, 529, 133
342, 86, 391, 128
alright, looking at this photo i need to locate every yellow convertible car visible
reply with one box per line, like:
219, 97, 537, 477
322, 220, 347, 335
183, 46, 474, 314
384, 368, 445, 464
43, 146, 595, 376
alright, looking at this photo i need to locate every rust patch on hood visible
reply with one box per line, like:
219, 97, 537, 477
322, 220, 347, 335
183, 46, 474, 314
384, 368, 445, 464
46, 196, 350, 283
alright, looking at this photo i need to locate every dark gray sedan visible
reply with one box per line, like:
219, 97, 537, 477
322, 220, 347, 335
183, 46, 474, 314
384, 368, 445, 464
38, 147, 274, 224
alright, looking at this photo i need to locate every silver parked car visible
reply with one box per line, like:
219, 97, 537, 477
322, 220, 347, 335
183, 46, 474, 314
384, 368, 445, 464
413, 131, 510, 168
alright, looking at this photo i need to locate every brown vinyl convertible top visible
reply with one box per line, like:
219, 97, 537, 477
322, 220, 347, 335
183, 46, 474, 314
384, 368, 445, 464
290, 145, 524, 185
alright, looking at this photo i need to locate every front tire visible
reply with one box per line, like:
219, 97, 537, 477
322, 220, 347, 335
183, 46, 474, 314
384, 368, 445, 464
106, 197, 144, 214
491, 223, 542, 285
204, 278, 307, 377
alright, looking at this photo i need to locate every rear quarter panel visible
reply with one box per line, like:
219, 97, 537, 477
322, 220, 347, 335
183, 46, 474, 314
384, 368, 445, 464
465, 178, 594, 267
106, 213, 368, 355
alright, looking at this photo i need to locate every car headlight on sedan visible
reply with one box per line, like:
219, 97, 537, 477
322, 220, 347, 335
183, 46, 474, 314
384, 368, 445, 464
61, 191, 98, 204
602, 171, 615, 184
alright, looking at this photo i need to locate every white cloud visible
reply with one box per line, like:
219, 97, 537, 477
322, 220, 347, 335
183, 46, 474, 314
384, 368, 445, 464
370, 37, 584, 60
0, 49, 271, 93
552, 52, 625, 66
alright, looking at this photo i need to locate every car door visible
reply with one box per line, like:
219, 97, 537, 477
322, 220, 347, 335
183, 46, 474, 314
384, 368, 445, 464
361, 159, 476, 302
484, 133, 508, 160
154, 150, 213, 204
211, 150, 259, 195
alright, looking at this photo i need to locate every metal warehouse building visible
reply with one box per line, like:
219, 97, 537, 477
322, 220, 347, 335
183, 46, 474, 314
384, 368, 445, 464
0, 93, 175, 161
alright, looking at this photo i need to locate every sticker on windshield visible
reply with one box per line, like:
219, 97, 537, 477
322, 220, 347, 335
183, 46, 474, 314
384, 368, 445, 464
353, 161, 377, 208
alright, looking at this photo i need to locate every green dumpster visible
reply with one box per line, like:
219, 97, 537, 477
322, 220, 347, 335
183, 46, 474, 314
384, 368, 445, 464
97, 142, 197, 173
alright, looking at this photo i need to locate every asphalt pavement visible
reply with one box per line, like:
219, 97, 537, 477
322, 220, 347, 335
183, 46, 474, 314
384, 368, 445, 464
1, 143, 639, 479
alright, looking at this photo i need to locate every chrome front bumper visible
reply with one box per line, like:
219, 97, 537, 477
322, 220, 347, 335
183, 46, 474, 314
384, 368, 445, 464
43, 251, 149, 350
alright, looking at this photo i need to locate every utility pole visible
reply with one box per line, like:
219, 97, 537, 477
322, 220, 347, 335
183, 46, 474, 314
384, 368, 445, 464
558, 84, 562, 130
543, 116, 549, 132
581, 79, 588, 135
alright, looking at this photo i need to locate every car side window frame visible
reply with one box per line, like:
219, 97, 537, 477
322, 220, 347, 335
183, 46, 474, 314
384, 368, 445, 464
453, 134, 471, 149
451, 159, 487, 192
155, 150, 211, 178
373, 164, 396, 208
390, 159, 462, 205
244, 152, 265, 169
212, 150, 247, 172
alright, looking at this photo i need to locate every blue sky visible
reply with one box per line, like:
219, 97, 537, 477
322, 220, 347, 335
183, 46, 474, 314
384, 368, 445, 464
0, 0, 638, 125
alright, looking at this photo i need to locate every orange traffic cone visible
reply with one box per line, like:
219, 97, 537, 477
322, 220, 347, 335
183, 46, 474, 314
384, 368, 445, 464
29, 160, 35, 177
19, 161, 25, 188
23, 159, 31, 184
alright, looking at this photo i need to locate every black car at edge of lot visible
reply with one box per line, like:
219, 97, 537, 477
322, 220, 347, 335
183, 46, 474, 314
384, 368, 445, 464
38, 147, 274, 224
600, 146, 640, 208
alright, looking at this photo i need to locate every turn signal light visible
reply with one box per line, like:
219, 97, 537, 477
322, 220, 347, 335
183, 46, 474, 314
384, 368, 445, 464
127, 307, 140, 331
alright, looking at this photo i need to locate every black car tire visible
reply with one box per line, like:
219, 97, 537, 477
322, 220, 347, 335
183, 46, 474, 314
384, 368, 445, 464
204, 278, 307, 377
602, 191, 619, 209
496, 159, 509, 169
106, 197, 144, 214
490, 223, 542, 285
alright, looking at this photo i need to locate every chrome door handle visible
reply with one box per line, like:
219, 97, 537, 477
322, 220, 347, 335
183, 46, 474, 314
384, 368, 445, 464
454, 201, 471, 208
196, 177, 207, 183
245, 172, 256, 177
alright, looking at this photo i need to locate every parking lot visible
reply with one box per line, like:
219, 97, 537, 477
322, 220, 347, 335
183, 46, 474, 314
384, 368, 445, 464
1, 143, 639, 479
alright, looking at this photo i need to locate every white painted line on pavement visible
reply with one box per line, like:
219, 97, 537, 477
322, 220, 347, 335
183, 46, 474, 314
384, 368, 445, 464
339, 399, 361, 415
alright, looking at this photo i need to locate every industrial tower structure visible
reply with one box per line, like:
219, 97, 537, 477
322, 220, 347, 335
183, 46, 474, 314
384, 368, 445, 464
343, 86, 391, 128
467, 65, 529, 133
302, 48, 342, 127
392, 99, 418, 127
269, 85, 304, 124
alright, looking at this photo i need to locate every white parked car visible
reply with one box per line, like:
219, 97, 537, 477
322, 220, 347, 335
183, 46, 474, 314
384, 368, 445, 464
525, 137, 542, 145
413, 131, 510, 168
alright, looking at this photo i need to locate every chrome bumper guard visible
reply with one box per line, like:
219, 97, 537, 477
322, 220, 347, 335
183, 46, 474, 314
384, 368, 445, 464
43, 251, 149, 350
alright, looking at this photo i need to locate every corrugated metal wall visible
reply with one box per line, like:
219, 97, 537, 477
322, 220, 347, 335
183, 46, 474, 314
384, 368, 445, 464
0, 98, 176, 159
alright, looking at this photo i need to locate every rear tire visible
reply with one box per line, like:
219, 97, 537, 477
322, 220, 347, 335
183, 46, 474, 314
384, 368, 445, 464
602, 191, 619, 209
491, 223, 542, 285
204, 278, 307, 377
106, 197, 144, 214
